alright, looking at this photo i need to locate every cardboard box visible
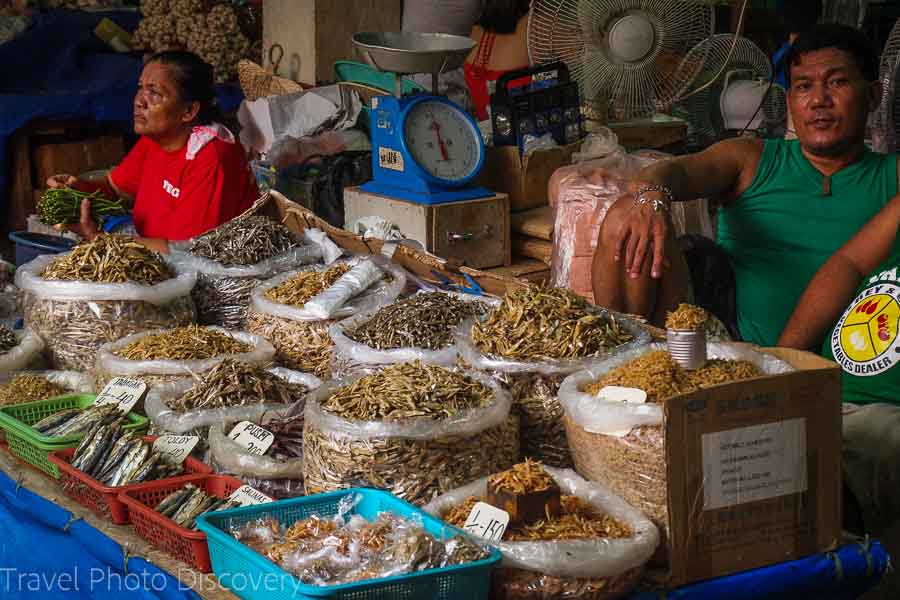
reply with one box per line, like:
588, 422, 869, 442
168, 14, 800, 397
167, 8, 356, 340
567, 347, 842, 588
477, 142, 580, 213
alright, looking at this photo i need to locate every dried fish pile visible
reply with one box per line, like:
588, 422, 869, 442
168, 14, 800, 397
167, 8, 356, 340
584, 351, 761, 402
63, 417, 183, 487
190, 216, 301, 267
262, 413, 304, 461
264, 263, 351, 307
0, 325, 16, 354
247, 313, 333, 379
0, 375, 67, 406
114, 325, 252, 361
233, 511, 488, 586
168, 359, 308, 412
665, 303, 707, 331
42, 235, 172, 285
348, 293, 488, 351
304, 364, 518, 506
471, 287, 633, 362
154, 484, 239, 530
488, 458, 554, 494
322, 362, 494, 422
33, 404, 121, 438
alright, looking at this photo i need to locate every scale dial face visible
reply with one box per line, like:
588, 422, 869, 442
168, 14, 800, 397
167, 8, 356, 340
403, 99, 482, 183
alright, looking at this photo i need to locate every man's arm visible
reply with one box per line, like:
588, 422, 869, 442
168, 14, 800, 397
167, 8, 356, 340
779, 194, 900, 350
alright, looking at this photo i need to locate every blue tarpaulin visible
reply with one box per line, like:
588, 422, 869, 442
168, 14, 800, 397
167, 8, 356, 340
0, 9, 243, 217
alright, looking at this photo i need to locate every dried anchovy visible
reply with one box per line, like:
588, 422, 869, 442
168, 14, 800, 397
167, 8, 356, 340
585, 351, 761, 403
192, 273, 262, 329
323, 361, 494, 422
0, 325, 16, 354
487, 458, 554, 494
189, 215, 301, 267
42, 235, 172, 285
114, 325, 252, 361
169, 359, 308, 412
444, 494, 632, 542
665, 303, 708, 331
25, 294, 195, 371
472, 287, 633, 361
501, 372, 572, 469
246, 310, 333, 379
349, 293, 489, 351
265, 264, 351, 307
304, 414, 520, 506
0, 375, 67, 406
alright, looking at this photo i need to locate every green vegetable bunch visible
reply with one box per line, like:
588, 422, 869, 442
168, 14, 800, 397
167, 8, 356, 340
38, 187, 127, 226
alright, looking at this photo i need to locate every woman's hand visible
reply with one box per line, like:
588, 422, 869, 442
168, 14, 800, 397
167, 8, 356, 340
56, 199, 99, 241
614, 187, 671, 280
46, 174, 78, 189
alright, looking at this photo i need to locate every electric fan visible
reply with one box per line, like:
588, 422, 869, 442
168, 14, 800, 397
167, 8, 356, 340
873, 18, 900, 154
670, 34, 787, 147
527, 0, 716, 122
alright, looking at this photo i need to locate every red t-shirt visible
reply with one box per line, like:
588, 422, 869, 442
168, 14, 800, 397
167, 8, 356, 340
110, 135, 258, 241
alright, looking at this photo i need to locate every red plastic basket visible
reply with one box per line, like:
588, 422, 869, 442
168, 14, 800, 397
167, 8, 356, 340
118, 474, 244, 573
48, 436, 213, 525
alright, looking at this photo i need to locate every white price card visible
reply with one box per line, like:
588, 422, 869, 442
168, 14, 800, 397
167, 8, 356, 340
462, 501, 509, 543
152, 435, 200, 465
228, 421, 275, 457
93, 377, 148, 414
596, 386, 647, 405
229, 484, 274, 507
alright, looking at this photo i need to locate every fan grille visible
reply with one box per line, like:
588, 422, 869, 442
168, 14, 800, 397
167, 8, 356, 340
528, 0, 715, 121
875, 18, 900, 153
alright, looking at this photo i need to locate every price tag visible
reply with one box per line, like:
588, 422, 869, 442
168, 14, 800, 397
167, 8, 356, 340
596, 386, 647, 405
152, 435, 200, 465
228, 421, 275, 457
378, 147, 405, 172
228, 484, 274, 507
462, 501, 509, 543
93, 377, 148, 414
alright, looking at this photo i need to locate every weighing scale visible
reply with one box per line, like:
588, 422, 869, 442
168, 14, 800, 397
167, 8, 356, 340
352, 32, 492, 205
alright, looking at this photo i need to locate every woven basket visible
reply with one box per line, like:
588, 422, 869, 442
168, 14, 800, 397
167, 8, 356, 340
237, 44, 302, 101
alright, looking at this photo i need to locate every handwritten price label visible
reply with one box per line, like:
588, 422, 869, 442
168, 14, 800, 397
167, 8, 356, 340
462, 501, 509, 543
152, 435, 200, 465
93, 377, 147, 414
228, 421, 275, 456
229, 485, 274, 507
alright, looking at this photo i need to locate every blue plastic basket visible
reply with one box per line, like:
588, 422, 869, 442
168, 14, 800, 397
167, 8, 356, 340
195, 488, 500, 600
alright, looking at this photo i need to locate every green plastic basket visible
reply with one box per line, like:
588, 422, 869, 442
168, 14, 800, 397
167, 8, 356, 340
0, 394, 149, 479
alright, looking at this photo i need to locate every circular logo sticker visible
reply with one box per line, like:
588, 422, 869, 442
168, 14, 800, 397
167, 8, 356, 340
831, 285, 900, 377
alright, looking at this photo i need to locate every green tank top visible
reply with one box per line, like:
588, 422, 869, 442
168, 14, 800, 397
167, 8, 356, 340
716, 139, 898, 347
822, 254, 900, 405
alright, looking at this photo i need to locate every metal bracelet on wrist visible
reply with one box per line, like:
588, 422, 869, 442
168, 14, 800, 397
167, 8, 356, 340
634, 184, 674, 213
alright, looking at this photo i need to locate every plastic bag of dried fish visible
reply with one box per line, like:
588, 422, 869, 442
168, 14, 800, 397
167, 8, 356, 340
246, 258, 407, 379
145, 362, 320, 436
329, 291, 498, 378
208, 404, 305, 489
167, 215, 324, 329
455, 288, 651, 469
0, 327, 45, 375
425, 465, 658, 600
94, 326, 277, 390
303, 362, 519, 506
557, 343, 793, 539
0, 370, 94, 406
16, 251, 196, 371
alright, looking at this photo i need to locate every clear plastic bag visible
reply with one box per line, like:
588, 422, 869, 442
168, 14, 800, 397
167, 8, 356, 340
145, 368, 321, 435
208, 406, 305, 481
246, 259, 407, 378
0, 369, 93, 392
0, 328, 45, 375
329, 292, 499, 378
166, 243, 323, 329
558, 342, 794, 535
16, 255, 197, 371
93, 327, 277, 390
303, 369, 519, 506
423, 466, 658, 581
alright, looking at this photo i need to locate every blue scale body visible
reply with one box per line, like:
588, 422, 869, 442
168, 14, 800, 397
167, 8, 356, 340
360, 93, 492, 204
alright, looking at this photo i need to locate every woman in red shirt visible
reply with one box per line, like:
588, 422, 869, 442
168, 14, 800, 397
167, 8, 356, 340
46, 51, 258, 253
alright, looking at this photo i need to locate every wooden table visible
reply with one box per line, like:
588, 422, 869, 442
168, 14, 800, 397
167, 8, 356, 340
0, 449, 238, 600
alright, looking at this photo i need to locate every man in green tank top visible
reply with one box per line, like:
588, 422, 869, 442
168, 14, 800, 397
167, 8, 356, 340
780, 196, 900, 595
591, 25, 898, 347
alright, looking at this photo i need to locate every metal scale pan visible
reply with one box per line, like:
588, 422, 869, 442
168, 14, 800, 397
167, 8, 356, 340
352, 32, 475, 97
